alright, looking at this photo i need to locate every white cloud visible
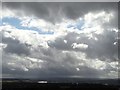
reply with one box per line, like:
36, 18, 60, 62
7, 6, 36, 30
109, 62, 118, 69
1, 24, 54, 49
72, 43, 88, 49
4, 53, 46, 72
78, 63, 84, 66
76, 68, 80, 71
83, 11, 113, 28
26, 57, 44, 63
90, 59, 106, 70
21, 66, 29, 72
7, 62, 15, 65
20, 17, 55, 32
0, 43, 7, 49
77, 11, 114, 35
64, 40, 67, 44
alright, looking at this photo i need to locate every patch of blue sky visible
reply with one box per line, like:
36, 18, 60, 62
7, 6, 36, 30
2, 17, 54, 35
76, 20, 84, 30
67, 18, 84, 30
2, 17, 21, 27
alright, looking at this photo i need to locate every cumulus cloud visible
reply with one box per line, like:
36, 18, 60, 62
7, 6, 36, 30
72, 43, 88, 49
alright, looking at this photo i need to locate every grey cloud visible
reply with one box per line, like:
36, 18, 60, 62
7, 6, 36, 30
48, 32, 78, 50
48, 29, 118, 62
86, 31, 117, 60
77, 30, 118, 61
2, 56, 111, 78
2, 39, 107, 78
2, 33, 30, 56
29, 46, 117, 78
2, 35, 118, 78
48, 37, 72, 50
2, 50, 109, 78
2, 2, 118, 24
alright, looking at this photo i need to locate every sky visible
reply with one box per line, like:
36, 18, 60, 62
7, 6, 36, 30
0, 2, 119, 79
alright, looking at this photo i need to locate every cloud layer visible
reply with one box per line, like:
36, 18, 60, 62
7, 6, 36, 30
1, 2, 119, 79
2, 2, 118, 23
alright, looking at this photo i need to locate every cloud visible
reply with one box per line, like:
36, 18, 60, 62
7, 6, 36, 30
3, 48, 115, 78
2, 33, 30, 56
3, 38, 30, 56
72, 43, 88, 49
1, 2, 119, 79
2, 2, 118, 24
20, 17, 54, 33
48, 27, 118, 61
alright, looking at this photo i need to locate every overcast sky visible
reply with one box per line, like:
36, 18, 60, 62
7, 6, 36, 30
1, 2, 119, 79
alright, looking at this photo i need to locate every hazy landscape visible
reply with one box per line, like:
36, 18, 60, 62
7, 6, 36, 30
2, 78, 120, 90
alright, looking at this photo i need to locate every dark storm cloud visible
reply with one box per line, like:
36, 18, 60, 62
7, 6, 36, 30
2, 34, 30, 56
2, 2, 118, 24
